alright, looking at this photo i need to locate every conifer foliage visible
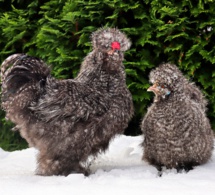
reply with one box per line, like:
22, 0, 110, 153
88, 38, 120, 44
0, 0, 215, 150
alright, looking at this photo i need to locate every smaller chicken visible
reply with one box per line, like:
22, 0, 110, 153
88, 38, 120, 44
141, 63, 214, 173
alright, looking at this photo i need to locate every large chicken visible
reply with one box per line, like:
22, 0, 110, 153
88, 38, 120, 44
141, 63, 214, 174
0, 28, 134, 176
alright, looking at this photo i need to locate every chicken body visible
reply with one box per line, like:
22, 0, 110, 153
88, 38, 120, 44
141, 63, 214, 172
1, 28, 133, 176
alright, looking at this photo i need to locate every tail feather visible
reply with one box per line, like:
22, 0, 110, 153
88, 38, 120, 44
1, 54, 50, 95
1, 54, 24, 82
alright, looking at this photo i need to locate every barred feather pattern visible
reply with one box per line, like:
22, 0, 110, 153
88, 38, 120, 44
0, 28, 133, 176
141, 63, 214, 172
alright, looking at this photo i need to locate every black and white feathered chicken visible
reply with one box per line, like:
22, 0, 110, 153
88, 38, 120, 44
0, 28, 134, 176
141, 63, 214, 173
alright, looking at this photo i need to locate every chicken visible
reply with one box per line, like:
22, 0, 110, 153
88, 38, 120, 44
141, 63, 214, 173
0, 28, 134, 176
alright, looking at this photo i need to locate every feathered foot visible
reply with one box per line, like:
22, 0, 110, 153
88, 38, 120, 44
176, 163, 194, 173
36, 154, 90, 176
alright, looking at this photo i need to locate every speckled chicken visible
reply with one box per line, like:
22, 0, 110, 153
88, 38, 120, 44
0, 28, 133, 176
141, 63, 214, 173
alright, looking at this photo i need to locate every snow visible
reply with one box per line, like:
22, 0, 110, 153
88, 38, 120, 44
0, 135, 215, 195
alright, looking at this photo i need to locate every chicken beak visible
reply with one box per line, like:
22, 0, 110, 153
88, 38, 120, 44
147, 83, 159, 94
107, 49, 119, 55
107, 50, 114, 55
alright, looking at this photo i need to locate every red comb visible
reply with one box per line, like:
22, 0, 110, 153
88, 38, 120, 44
111, 42, 120, 50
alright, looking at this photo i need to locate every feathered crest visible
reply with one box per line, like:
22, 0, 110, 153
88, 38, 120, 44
91, 27, 131, 52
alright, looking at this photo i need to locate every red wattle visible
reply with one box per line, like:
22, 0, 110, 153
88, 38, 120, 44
111, 42, 120, 50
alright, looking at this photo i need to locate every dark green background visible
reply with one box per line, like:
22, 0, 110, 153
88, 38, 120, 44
0, 0, 215, 151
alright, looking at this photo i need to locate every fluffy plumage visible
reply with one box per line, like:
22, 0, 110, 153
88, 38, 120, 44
141, 63, 214, 173
0, 28, 133, 176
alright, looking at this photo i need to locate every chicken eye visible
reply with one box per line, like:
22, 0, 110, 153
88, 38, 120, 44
160, 84, 166, 88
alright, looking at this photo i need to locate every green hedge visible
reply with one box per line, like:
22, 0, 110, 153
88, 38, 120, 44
0, 0, 215, 151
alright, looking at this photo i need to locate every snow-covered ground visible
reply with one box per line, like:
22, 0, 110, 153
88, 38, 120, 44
0, 135, 215, 195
